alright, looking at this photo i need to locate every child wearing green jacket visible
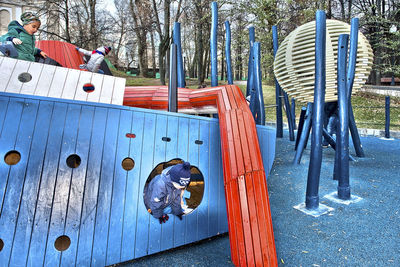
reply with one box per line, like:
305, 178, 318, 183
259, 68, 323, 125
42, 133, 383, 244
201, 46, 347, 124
0, 12, 47, 61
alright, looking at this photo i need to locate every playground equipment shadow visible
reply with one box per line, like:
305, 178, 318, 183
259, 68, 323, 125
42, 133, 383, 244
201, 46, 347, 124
117, 133, 400, 266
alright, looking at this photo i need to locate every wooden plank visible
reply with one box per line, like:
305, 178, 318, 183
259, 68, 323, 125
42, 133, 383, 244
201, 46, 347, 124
173, 117, 189, 247
148, 114, 168, 254
20, 62, 44, 95
91, 108, 120, 266
106, 109, 132, 266
99, 75, 115, 104
134, 112, 156, 258
208, 121, 220, 236
161, 115, 179, 251
120, 111, 145, 262
5, 59, 29, 93
0, 98, 38, 265
197, 120, 210, 240
0, 57, 17, 92
0, 98, 24, 215
48, 67, 69, 98
60, 105, 95, 267
75, 107, 108, 266
74, 71, 95, 101
43, 103, 81, 266
185, 119, 200, 244
61, 69, 81, 100
9, 100, 53, 266
111, 77, 126, 105
0, 95, 10, 136
33, 64, 57, 97
26, 102, 68, 266
86, 73, 104, 103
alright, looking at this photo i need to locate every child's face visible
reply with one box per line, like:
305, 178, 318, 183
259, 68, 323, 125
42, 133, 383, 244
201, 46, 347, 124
23, 21, 41, 35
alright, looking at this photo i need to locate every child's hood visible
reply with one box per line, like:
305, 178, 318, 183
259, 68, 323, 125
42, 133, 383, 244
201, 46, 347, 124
8, 20, 27, 33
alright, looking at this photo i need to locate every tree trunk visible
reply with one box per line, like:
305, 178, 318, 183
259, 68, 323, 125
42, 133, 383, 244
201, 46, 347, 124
196, 21, 204, 84
89, 0, 97, 47
151, 32, 156, 78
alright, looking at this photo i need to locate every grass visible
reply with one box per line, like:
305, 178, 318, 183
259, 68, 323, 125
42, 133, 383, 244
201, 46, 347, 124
117, 74, 400, 131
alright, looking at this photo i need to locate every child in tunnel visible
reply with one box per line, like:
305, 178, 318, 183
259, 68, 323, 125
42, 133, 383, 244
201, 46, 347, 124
144, 161, 191, 224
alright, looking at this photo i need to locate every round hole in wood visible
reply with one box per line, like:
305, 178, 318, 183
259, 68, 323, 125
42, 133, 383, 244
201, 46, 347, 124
66, 154, 81, 168
54, 235, 70, 251
122, 157, 135, 171
4, 150, 21, 165
18, 72, 32, 83
83, 83, 95, 93
0, 238, 4, 251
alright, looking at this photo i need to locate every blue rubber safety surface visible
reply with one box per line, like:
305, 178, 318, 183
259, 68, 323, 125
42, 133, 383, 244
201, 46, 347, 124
116, 134, 400, 267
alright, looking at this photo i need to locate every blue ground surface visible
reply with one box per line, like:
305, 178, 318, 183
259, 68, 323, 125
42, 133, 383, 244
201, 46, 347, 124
117, 134, 400, 266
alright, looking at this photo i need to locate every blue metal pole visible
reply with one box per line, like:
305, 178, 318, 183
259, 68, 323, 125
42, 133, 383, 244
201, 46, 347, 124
305, 10, 326, 209
337, 34, 350, 200
210, 2, 218, 87
283, 92, 295, 141
291, 97, 297, 130
293, 103, 313, 164
246, 26, 255, 97
385, 96, 390, 138
272, 25, 283, 138
168, 44, 178, 112
225, 21, 233, 85
347, 18, 365, 157
173, 22, 185, 88
253, 42, 265, 125
295, 106, 307, 150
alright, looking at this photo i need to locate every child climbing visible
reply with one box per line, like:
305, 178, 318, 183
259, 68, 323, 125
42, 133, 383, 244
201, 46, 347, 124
144, 161, 191, 224
0, 12, 47, 61
75, 46, 111, 74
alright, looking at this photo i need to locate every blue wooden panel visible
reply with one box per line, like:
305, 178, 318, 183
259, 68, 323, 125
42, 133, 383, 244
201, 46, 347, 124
106, 109, 133, 266
186, 119, 200, 244
134, 112, 156, 258
9, 100, 54, 266
44, 103, 81, 267
61, 105, 95, 267
0, 92, 276, 266
148, 114, 168, 255
75, 106, 108, 266
209, 121, 220, 236
26, 102, 68, 266
120, 111, 145, 262
161, 115, 179, 251
198, 120, 210, 240
173, 117, 189, 247
0, 98, 38, 265
91, 108, 120, 266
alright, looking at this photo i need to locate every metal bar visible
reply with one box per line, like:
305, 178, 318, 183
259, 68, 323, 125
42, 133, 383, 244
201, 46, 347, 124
210, 2, 218, 87
246, 26, 255, 97
173, 22, 185, 88
225, 21, 233, 85
306, 10, 326, 209
283, 91, 294, 141
253, 42, 265, 125
295, 106, 307, 150
337, 34, 350, 200
168, 44, 177, 112
272, 25, 283, 138
385, 96, 390, 138
291, 97, 297, 130
293, 103, 313, 164
347, 17, 365, 157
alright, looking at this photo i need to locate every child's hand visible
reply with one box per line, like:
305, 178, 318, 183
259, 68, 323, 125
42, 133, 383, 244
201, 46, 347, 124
12, 38, 22, 45
40, 51, 48, 59
75, 47, 80, 51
